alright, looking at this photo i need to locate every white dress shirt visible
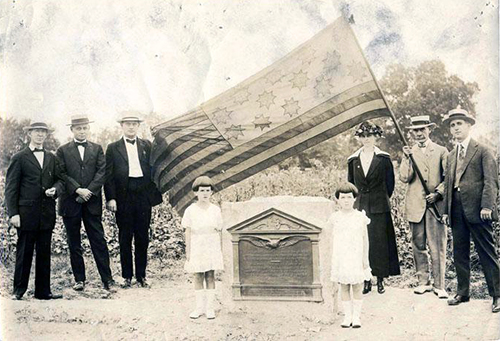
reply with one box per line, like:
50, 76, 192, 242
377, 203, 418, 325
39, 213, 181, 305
29, 145, 44, 168
359, 149, 374, 176
124, 137, 144, 178
75, 139, 87, 160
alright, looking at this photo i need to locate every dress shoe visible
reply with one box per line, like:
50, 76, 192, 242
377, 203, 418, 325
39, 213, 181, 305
11, 293, 23, 300
362, 280, 372, 294
121, 278, 132, 288
73, 281, 85, 291
447, 294, 470, 306
433, 288, 449, 299
413, 284, 432, 295
103, 279, 115, 291
35, 293, 63, 300
492, 297, 500, 313
377, 278, 385, 294
137, 278, 149, 288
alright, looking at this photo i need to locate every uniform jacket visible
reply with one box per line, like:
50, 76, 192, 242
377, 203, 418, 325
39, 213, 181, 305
56, 140, 106, 217
399, 140, 448, 223
348, 147, 395, 214
104, 137, 162, 207
4, 147, 64, 231
443, 138, 499, 224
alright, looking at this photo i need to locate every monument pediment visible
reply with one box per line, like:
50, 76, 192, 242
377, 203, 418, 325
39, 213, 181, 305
227, 207, 322, 234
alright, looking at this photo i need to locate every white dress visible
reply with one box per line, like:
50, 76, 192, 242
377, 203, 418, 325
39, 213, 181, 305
182, 202, 224, 273
329, 209, 372, 284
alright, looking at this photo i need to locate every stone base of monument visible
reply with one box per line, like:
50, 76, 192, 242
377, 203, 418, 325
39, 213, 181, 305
220, 196, 338, 312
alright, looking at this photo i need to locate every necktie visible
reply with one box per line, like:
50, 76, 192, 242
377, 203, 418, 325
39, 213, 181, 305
126, 139, 136, 145
76, 141, 87, 147
459, 144, 465, 160
33, 148, 44, 153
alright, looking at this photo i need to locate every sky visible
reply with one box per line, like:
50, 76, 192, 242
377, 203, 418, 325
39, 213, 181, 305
0, 0, 498, 142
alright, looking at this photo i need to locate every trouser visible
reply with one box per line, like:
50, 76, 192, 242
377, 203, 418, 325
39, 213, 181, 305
13, 229, 52, 298
115, 177, 152, 280
63, 205, 112, 283
410, 209, 447, 289
451, 189, 500, 297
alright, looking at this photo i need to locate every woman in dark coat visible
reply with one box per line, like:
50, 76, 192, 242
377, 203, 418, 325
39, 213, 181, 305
347, 121, 400, 294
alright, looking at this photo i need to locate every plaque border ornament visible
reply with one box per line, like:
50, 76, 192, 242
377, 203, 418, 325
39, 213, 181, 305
227, 207, 323, 301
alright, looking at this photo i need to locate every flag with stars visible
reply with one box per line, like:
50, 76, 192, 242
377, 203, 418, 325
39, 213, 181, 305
151, 17, 390, 214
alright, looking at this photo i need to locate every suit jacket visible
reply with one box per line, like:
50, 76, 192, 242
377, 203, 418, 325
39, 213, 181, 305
56, 140, 106, 217
399, 140, 448, 223
4, 147, 64, 231
347, 147, 395, 214
104, 137, 162, 207
443, 138, 499, 224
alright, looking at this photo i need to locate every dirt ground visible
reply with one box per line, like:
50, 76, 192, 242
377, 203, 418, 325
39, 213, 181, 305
1, 273, 499, 341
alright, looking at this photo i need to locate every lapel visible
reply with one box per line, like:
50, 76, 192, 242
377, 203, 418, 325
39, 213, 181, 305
365, 153, 380, 179
69, 141, 84, 165
458, 139, 478, 180
25, 148, 42, 170
42, 151, 51, 174
83, 142, 93, 164
412, 144, 428, 169
116, 138, 129, 164
136, 138, 147, 163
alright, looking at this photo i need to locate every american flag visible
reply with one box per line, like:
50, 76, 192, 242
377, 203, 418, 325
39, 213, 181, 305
151, 17, 390, 214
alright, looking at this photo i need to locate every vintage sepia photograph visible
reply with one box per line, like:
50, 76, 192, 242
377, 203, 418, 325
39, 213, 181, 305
0, 0, 499, 340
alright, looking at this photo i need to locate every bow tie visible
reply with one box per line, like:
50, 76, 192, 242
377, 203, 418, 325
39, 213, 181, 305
33, 148, 44, 153
126, 139, 136, 145
75, 141, 87, 147
418, 143, 426, 148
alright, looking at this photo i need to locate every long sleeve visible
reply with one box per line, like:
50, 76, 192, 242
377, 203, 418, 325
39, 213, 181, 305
480, 147, 499, 211
435, 148, 448, 195
347, 159, 355, 184
56, 147, 80, 194
4, 154, 21, 217
87, 145, 106, 194
385, 157, 395, 198
104, 144, 116, 201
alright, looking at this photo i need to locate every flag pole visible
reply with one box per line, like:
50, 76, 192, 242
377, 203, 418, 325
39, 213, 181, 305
346, 18, 442, 221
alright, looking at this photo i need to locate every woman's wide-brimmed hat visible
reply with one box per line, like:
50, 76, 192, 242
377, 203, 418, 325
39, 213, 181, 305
23, 122, 54, 132
405, 115, 436, 130
117, 110, 144, 123
443, 106, 476, 126
67, 114, 94, 126
354, 121, 383, 137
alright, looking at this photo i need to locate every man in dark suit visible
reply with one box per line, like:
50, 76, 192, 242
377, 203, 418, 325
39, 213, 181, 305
442, 107, 500, 313
56, 114, 113, 291
5, 122, 64, 300
105, 111, 162, 288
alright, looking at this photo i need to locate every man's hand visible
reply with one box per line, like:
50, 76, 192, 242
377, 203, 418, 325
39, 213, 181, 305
441, 214, 449, 226
425, 192, 440, 204
10, 215, 21, 228
106, 199, 117, 212
45, 187, 57, 198
75, 188, 92, 201
402, 146, 413, 157
480, 208, 493, 221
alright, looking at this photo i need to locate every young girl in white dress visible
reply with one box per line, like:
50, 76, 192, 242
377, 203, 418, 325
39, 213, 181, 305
183, 176, 224, 320
328, 182, 371, 328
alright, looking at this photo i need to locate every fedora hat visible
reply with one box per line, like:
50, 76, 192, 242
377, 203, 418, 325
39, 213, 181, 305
443, 106, 475, 125
405, 115, 436, 130
67, 114, 94, 126
117, 110, 144, 123
23, 122, 54, 132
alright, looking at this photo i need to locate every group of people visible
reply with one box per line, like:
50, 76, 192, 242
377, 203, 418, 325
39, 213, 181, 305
4, 106, 499, 326
5, 112, 162, 300
332, 107, 499, 328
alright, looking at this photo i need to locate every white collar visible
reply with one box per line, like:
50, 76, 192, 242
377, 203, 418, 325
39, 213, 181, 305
123, 136, 137, 142
74, 139, 87, 144
29, 144, 43, 151
457, 136, 471, 151
348, 146, 389, 160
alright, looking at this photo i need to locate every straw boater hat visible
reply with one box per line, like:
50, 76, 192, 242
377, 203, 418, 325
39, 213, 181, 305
67, 114, 94, 126
22, 122, 54, 132
405, 115, 436, 130
117, 110, 144, 123
443, 106, 476, 126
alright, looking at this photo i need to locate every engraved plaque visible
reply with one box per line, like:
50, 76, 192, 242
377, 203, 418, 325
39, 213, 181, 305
239, 239, 313, 285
